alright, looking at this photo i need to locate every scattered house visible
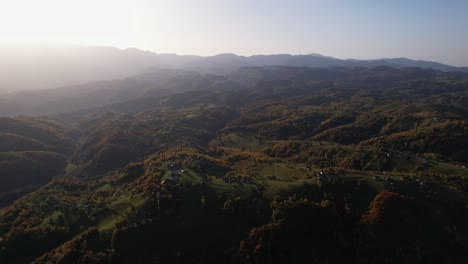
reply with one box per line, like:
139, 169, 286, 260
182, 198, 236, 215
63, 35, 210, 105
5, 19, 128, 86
224, 175, 253, 184
313, 169, 338, 185
167, 174, 179, 183
169, 162, 182, 170
161, 170, 181, 185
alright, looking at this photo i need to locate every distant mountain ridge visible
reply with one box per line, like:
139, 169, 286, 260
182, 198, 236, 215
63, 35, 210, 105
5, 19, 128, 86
1, 45, 467, 93
183, 53, 468, 75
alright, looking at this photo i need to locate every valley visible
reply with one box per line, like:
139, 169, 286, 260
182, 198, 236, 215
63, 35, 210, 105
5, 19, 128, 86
0, 66, 467, 263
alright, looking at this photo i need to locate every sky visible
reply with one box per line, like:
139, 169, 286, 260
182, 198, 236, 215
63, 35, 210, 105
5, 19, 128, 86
0, 0, 467, 66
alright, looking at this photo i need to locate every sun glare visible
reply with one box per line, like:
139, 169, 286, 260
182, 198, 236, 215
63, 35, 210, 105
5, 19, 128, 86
0, 0, 134, 47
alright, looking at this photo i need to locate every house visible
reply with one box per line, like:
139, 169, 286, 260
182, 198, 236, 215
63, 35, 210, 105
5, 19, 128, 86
169, 162, 178, 169
166, 174, 179, 182
162, 170, 181, 184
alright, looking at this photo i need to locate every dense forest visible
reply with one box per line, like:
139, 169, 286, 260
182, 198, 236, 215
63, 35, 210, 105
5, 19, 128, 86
0, 66, 467, 263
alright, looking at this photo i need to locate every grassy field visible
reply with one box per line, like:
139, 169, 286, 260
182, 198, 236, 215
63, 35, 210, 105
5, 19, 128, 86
97, 194, 146, 233
210, 132, 269, 151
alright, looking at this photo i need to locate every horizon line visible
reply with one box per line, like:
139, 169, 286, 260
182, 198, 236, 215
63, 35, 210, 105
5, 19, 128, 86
1, 42, 466, 68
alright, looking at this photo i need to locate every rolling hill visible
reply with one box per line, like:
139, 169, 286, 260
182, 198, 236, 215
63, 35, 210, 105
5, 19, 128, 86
0, 117, 78, 206
0, 66, 466, 263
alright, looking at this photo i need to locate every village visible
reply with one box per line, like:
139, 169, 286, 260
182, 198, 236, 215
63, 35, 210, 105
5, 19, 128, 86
152, 156, 448, 214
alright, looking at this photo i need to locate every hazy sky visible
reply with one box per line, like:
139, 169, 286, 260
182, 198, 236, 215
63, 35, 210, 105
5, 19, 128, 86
1, 0, 467, 66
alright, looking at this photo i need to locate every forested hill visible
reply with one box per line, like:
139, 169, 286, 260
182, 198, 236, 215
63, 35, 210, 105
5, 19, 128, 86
1, 66, 467, 117
0, 66, 467, 263
0, 117, 78, 206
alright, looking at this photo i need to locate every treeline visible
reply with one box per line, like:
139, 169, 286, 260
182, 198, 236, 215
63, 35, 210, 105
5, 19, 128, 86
236, 191, 467, 263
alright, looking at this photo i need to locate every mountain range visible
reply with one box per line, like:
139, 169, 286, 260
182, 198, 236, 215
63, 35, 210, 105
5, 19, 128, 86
1, 45, 467, 94
0, 44, 467, 263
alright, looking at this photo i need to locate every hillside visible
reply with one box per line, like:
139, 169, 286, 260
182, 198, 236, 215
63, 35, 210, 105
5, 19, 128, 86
0, 117, 78, 206
0, 70, 244, 116
0, 66, 467, 263
2, 66, 467, 117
